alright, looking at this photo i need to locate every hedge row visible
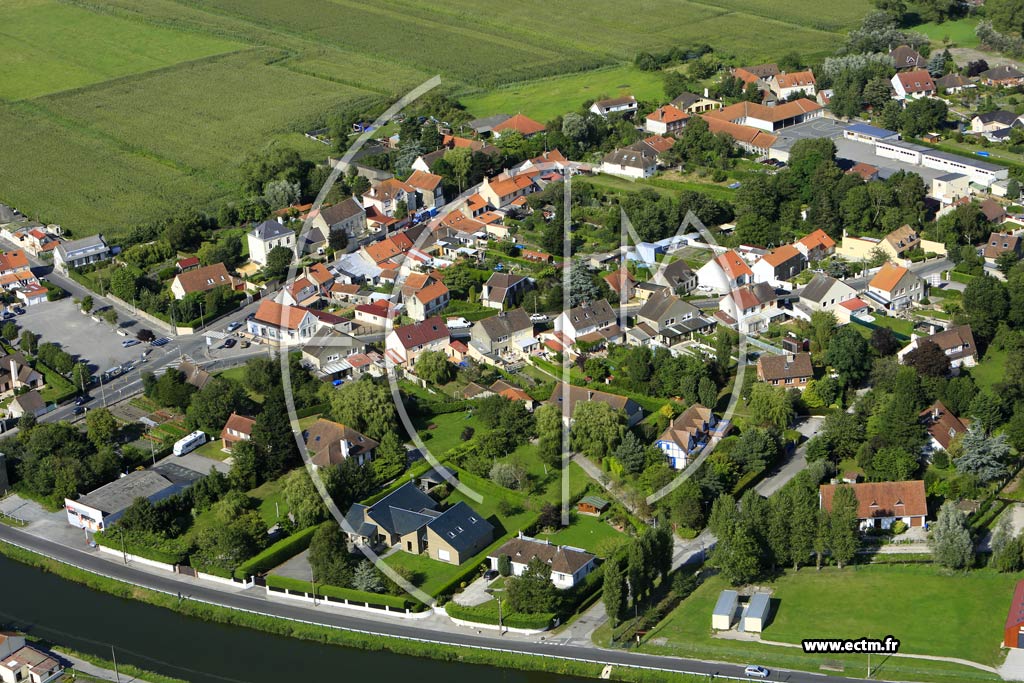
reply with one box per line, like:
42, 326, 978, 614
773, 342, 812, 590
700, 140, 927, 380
93, 531, 189, 565
444, 601, 554, 630
265, 574, 414, 610
233, 525, 319, 580
415, 397, 476, 416
294, 402, 328, 420
191, 562, 234, 579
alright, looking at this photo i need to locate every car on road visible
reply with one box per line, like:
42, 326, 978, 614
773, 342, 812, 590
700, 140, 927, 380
121, 339, 140, 348
226, 321, 243, 333
483, 569, 499, 581
150, 337, 170, 347
529, 313, 547, 323
246, 313, 256, 321
220, 338, 237, 349
74, 396, 91, 406
744, 665, 770, 678
72, 406, 85, 416
446, 317, 472, 330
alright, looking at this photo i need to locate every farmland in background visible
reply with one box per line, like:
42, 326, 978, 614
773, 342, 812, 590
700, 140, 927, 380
0, 0, 872, 236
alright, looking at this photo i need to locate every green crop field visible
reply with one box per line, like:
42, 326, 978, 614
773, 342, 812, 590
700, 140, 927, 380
913, 18, 981, 48
0, 0, 243, 101
0, 0, 872, 236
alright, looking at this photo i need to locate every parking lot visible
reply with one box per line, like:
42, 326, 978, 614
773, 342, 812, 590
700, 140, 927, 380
12, 298, 172, 374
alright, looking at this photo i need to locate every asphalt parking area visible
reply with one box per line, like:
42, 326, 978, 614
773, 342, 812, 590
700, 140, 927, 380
12, 299, 164, 373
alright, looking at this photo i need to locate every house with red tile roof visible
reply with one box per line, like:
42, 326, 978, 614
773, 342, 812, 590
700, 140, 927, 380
247, 299, 318, 345
819, 480, 927, 530
705, 98, 822, 132
354, 300, 395, 328
176, 257, 200, 272
491, 114, 546, 138
695, 250, 753, 293
757, 352, 813, 390
751, 244, 806, 284
170, 263, 238, 300
867, 262, 925, 310
718, 282, 782, 334
768, 70, 817, 99
794, 229, 836, 261
891, 69, 936, 99
362, 178, 417, 225
479, 173, 536, 208
220, 412, 255, 452
919, 401, 968, 453
645, 104, 689, 135
405, 170, 446, 210
406, 280, 450, 321
385, 317, 450, 366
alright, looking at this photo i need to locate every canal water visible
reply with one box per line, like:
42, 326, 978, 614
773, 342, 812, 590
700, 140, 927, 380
0, 556, 589, 683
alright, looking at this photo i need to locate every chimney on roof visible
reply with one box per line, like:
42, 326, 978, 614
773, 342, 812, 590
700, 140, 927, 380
339, 438, 350, 459
277, 216, 284, 225
933, 406, 940, 420
787, 354, 795, 363
704, 87, 709, 98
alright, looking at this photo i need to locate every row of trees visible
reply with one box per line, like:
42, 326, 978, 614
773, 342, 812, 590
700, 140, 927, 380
602, 527, 674, 625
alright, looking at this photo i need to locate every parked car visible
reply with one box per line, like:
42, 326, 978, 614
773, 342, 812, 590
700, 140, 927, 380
121, 339, 140, 348
226, 321, 243, 333
446, 317, 472, 330
483, 569, 499, 581
150, 337, 170, 347
116, 329, 129, 337
220, 338, 237, 349
2, 311, 15, 321
12, 307, 25, 315
529, 313, 547, 323
240, 340, 251, 349
744, 665, 770, 679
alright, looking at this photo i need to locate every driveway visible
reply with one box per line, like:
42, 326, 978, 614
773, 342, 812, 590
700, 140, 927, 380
453, 572, 498, 606
755, 415, 823, 498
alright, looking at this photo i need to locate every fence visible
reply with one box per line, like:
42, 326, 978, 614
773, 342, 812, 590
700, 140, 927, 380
267, 585, 432, 619
0, 528, 758, 683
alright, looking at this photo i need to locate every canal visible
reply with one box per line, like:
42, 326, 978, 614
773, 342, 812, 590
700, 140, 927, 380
0, 556, 589, 683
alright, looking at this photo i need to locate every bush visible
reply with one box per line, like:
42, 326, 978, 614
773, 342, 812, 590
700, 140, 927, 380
233, 525, 319, 579
93, 530, 190, 565
265, 575, 414, 610
891, 520, 908, 535
444, 601, 554, 630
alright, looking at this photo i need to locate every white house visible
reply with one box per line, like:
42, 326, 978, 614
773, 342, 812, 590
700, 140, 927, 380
600, 146, 657, 179
590, 95, 638, 117
820, 480, 927, 530
247, 219, 296, 266
866, 262, 925, 310
247, 299, 318, 345
488, 534, 598, 589
696, 250, 753, 294
798, 273, 858, 315
554, 299, 618, 344
897, 325, 979, 371
384, 317, 450, 366
751, 244, 805, 285
718, 282, 782, 335
891, 69, 936, 99
655, 403, 716, 470
768, 70, 816, 99
645, 104, 689, 135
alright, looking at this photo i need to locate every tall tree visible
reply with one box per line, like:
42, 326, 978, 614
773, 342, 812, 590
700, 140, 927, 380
929, 501, 974, 570
308, 522, 354, 587
828, 485, 859, 569
956, 423, 1009, 483
824, 326, 872, 387
329, 378, 396, 442
602, 556, 626, 625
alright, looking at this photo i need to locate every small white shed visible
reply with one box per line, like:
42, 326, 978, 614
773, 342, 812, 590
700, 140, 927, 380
743, 592, 772, 633
712, 589, 739, 630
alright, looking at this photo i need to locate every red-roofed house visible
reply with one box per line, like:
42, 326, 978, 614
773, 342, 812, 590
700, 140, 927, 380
768, 70, 817, 99
176, 257, 200, 272
891, 70, 936, 99
795, 229, 837, 261
170, 263, 238, 300
479, 174, 536, 208
603, 268, 637, 300
751, 244, 806, 284
385, 317, 450, 366
920, 401, 968, 453
221, 412, 256, 452
354, 301, 394, 328
362, 178, 417, 225
405, 170, 446, 210
867, 262, 926, 310
247, 299, 318, 345
819, 480, 927, 530
406, 280, 450, 321
696, 250, 753, 293
492, 114, 546, 138
645, 105, 689, 135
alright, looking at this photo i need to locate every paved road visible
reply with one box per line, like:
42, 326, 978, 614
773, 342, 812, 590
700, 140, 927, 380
0, 524, 881, 683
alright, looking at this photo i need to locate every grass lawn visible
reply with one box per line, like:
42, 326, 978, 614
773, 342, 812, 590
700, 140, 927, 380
193, 439, 231, 462
216, 366, 264, 402
250, 477, 290, 528
637, 569, 1005, 683
461, 65, 666, 123
536, 514, 626, 553
416, 410, 486, 456
913, 17, 980, 47
850, 316, 913, 342
383, 550, 468, 595
970, 348, 1008, 391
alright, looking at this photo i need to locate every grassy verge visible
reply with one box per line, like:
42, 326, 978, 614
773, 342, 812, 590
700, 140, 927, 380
0, 541, 708, 683
53, 647, 188, 683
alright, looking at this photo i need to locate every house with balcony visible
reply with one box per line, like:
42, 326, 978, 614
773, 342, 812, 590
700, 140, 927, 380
54, 234, 109, 274
655, 403, 716, 470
